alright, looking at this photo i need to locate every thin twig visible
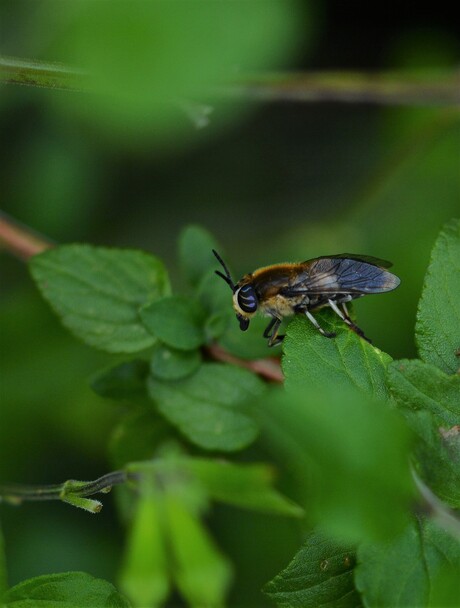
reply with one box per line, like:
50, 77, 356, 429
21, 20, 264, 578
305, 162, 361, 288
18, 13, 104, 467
0, 212, 53, 260
0, 471, 128, 505
206, 343, 284, 383
221, 71, 460, 106
1, 55, 459, 106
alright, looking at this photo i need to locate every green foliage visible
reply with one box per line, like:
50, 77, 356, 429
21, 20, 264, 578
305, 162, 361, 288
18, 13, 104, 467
119, 481, 169, 608
282, 310, 392, 399
34, 1, 303, 145
260, 386, 415, 543
30, 245, 170, 353
150, 344, 202, 381
5, 219, 457, 606
264, 531, 361, 607
1, 572, 131, 607
416, 218, 460, 374
179, 225, 223, 288
148, 363, 263, 451
388, 359, 460, 507
355, 517, 460, 608
141, 296, 206, 350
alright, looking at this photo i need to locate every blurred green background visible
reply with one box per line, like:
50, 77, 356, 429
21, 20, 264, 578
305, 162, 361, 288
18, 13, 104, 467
1, 1, 459, 604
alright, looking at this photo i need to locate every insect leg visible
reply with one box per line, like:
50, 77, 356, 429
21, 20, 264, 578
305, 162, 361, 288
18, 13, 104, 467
328, 299, 372, 343
264, 317, 284, 347
304, 310, 336, 339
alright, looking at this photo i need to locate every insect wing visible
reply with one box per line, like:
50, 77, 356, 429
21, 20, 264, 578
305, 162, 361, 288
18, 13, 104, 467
302, 253, 393, 269
285, 257, 400, 295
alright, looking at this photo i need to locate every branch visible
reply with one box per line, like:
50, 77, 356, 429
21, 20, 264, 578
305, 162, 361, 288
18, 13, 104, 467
0, 212, 53, 260
222, 71, 460, 106
0, 55, 86, 91
206, 343, 283, 383
0, 471, 129, 514
1, 55, 459, 106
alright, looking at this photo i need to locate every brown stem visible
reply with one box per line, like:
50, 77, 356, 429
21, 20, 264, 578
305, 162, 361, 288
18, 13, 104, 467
0, 213, 53, 260
205, 343, 283, 383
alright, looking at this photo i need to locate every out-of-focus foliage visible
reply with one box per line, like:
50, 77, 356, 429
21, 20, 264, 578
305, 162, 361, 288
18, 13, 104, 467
31, 0, 304, 145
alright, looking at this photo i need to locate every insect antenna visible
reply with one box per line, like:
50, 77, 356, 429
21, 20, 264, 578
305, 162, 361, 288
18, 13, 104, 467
212, 249, 236, 292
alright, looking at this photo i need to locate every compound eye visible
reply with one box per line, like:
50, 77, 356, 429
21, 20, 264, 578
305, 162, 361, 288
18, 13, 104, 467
237, 285, 258, 313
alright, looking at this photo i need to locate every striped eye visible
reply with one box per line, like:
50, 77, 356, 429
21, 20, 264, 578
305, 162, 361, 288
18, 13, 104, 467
237, 284, 258, 313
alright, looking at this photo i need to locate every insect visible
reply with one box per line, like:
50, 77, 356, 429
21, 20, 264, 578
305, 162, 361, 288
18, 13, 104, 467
213, 249, 400, 346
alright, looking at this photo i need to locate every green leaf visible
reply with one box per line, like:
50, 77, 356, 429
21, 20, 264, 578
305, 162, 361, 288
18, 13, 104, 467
1, 571, 130, 607
141, 297, 205, 351
30, 245, 170, 353
187, 458, 303, 517
282, 311, 392, 399
150, 344, 201, 381
387, 359, 460, 425
179, 225, 222, 287
388, 359, 460, 507
119, 482, 169, 608
165, 491, 232, 608
355, 517, 460, 608
91, 359, 149, 401
428, 564, 460, 608
147, 363, 263, 451
260, 386, 415, 543
195, 269, 233, 341
416, 218, 460, 374
264, 531, 362, 608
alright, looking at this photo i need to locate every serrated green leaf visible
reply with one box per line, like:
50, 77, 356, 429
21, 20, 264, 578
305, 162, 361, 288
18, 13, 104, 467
387, 359, 460, 425
30, 245, 170, 353
119, 482, 169, 608
1, 571, 130, 607
179, 226, 222, 287
150, 344, 201, 381
355, 517, 460, 608
282, 310, 392, 399
416, 218, 460, 374
147, 363, 263, 451
264, 531, 362, 608
187, 458, 303, 517
261, 386, 415, 543
165, 491, 232, 608
91, 359, 149, 401
141, 296, 205, 351
388, 359, 460, 507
